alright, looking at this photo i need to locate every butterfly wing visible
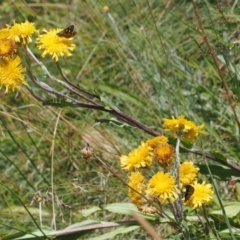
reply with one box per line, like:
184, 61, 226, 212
57, 25, 76, 38
184, 185, 195, 202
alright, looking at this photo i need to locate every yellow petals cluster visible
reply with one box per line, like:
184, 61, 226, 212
0, 27, 16, 59
128, 172, 158, 214
120, 116, 213, 214
120, 136, 178, 209
0, 20, 77, 93
154, 144, 175, 168
180, 161, 199, 186
128, 172, 146, 208
36, 28, 76, 62
0, 39, 16, 59
0, 20, 38, 92
0, 20, 37, 59
8, 20, 38, 44
0, 56, 26, 92
163, 115, 204, 142
120, 142, 153, 171
120, 136, 176, 172
146, 135, 168, 148
146, 171, 179, 204
0, 28, 11, 40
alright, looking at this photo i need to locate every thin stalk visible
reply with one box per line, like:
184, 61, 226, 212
202, 206, 221, 240
202, 153, 236, 240
56, 62, 98, 99
50, 110, 62, 230
174, 138, 183, 222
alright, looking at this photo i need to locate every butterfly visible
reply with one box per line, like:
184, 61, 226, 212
57, 25, 76, 38
184, 185, 195, 202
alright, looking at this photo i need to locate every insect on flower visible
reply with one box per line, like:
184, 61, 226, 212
57, 25, 77, 38
185, 185, 195, 202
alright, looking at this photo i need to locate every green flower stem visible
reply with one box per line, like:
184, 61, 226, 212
174, 137, 183, 223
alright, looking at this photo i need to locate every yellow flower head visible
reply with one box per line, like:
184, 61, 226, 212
8, 20, 37, 44
146, 135, 168, 148
0, 56, 26, 92
0, 39, 16, 59
128, 171, 146, 207
146, 171, 179, 204
185, 182, 214, 209
120, 142, 153, 171
163, 115, 204, 142
36, 28, 76, 62
180, 161, 199, 187
0, 28, 11, 40
154, 143, 175, 168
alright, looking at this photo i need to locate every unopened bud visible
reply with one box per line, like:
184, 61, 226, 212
81, 143, 93, 159
102, 5, 109, 12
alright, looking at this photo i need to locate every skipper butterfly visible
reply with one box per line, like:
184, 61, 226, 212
57, 25, 76, 38
184, 185, 195, 202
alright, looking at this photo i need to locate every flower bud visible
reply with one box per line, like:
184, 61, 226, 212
81, 143, 93, 159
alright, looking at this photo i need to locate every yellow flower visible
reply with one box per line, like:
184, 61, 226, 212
146, 171, 179, 204
154, 143, 175, 168
0, 39, 16, 59
8, 20, 37, 44
120, 142, 153, 171
0, 56, 26, 92
146, 135, 168, 148
0, 28, 11, 40
36, 28, 76, 62
180, 161, 199, 187
185, 182, 214, 209
163, 115, 204, 142
128, 172, 146, 207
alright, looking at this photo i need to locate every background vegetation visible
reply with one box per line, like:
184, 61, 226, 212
1, 0, 240, 239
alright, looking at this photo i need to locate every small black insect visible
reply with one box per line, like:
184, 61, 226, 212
185, 185, 195, 202
57, 25, 76, 38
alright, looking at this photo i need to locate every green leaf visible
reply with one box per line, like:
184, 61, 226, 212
181, 140, 193, 150
64, 220, 102, 229
104, 203, 138, 215
80, 207, 101, 217
210, 202, 240, 218
104, 203, 157, 220
197, 164, 240, 181
54, 221, 124, 239
209, 151, 227, 162
2, 232, 26, 240
94, 118, 135, 129
13, 229, 53, 240
88, 226, 140, 240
